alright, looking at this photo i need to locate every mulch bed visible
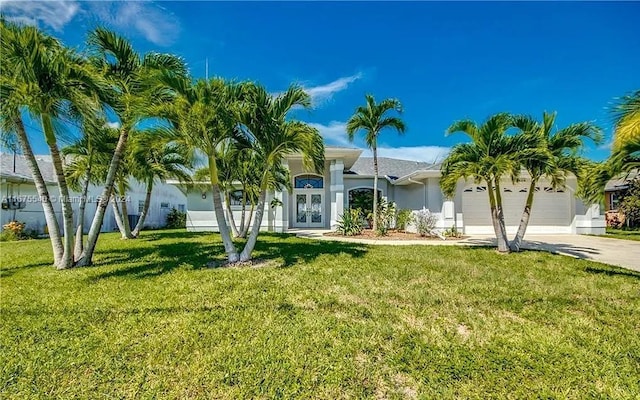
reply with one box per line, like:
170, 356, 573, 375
324, 229, 466, 241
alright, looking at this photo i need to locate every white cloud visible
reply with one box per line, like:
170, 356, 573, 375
1, 1, 180, 46
308, 121, 353, 146
105, 121, 121, 129
90, 2, 181, 46
0, 0, 80, 31
361, 146, 450, 164
303, 73, 362, 107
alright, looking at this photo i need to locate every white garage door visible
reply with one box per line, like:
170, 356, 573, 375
462, 181, 572, 235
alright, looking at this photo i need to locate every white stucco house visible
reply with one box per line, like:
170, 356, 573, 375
1, 153, 187, 233
175, 147, 606, 236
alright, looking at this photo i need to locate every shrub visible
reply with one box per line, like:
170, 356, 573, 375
444, 225, 462, 238
412, 209, 437, 237
396, 209, 413, 231
375, 199, 396, 236
165, 208, 186, 229
0, 221, 33, 241
619, 178, 640, 227
336, 208, 364, 236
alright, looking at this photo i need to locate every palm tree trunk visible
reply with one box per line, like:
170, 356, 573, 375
111, 195, 127, 234
131, 178, 153, 237
13, 116, 64, 266
239, 185, 267, 262
510, 179, 537, 252
372, 145, 379, 232
117, 178, 134, 239
76, 127, 129, 267
225, 191, 241, 237
493, 179, 510, 253
42, 114, 74, 269
240, 202, 255, 238
239, 188, 247, 233
209, 155, 239, 262
74, 154, 93, 259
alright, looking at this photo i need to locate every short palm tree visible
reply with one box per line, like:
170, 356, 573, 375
442, 113, 541, 253
510, 112, 601, 251
238, 83, 324, 262
77, 28, 187, 266
346, 95, 405, 232
128, 128, 192, 237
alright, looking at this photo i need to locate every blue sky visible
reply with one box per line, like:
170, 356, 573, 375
3, 1, 639, 162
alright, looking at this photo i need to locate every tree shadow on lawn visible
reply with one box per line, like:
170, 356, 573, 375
584, 265, 640, 280
89, 232, 368, 281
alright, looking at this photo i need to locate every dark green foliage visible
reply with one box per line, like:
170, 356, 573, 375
619, 178, 640, 227
395, 209, 413, 232
336, 208, 364, 236
165, 208, 186, 229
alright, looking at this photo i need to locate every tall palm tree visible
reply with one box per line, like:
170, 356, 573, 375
510, 112, 602, 251
0, 19, 103, 269
0, 19, 65, 266
346, 95, 405, 232
442, 113, 540, 253
238, 83, 324, 262
128, 128, 192, 237
77, 28, 187, 266
163, 77, 246, 263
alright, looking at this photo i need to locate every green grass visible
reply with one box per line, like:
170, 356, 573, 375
604, 228, 640, 241
1, 230, 639, 399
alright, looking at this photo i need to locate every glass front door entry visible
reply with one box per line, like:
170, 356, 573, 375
295, 191, 323, 228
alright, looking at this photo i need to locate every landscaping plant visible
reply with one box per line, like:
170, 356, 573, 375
412, 208, 437, 237
396, 209, 413, 232
336, 208, 364, 236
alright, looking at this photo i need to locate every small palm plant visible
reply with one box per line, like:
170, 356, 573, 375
336, 209, 364, 236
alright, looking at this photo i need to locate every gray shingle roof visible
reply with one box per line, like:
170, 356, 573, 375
347, 157, 438, 179
605, 170, 638, 191
0, 153, 57, 183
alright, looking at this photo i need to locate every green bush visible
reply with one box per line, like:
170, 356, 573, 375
396, 209, 413, 231
375, 199, 396, 236
336, 208, 364, 236
165, 208, 186, 229
0, 220, 36, 241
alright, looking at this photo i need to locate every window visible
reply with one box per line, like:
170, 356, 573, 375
519, 188, 528, 193
476, 186, 487, 192
611, 192, 621, 210
294, 175, 323, 189
229, 190, 245, 206
177, 204, 185, 212
463, 187, 473, 192
138, 200, 145, 214
503, 188, 512, 193
160, 202, 170, 209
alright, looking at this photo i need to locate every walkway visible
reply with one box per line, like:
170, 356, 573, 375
292, 229, 640, 272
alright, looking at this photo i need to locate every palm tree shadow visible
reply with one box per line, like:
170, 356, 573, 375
88, 231, 368, 280
252, 234, 368, 267
584, 265, 640, 280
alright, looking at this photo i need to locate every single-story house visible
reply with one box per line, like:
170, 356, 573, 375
604, 170, 638, 211
175, 147, 605, 235
1, 153, 187, 233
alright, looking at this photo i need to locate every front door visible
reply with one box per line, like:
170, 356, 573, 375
295, 191, 324, 228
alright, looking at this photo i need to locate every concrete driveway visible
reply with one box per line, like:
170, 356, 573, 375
457, 235, 639, 272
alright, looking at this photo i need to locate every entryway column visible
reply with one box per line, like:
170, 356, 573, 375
330, 159, 344, 229
276, 161, 289, 232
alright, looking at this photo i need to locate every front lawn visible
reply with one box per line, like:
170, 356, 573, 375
604, 228, 640, 241
1, 230, 638, 399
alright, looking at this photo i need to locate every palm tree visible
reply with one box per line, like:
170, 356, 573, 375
163, 77, 246, 263
442, 113, 540, 253
238, 83, 324, 262
128, 128, 192, 237
77, 28, 187, 266
509, 112, 602, 251
346, 95, 405, 232
611, 90, 640, 174
62, 120, 116, 256
0, 19, 103, 269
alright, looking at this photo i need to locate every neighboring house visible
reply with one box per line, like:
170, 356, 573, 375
0, 153, 186, 233
603, 170, 638, 228
173, 147, 605, 235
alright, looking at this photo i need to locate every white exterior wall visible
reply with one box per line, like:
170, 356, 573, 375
1, 179, 185, 234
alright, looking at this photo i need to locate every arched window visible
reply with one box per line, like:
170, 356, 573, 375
348, 188, 382, 213
294, 174, 323, 189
